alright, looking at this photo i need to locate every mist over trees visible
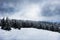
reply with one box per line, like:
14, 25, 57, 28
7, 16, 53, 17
0, 18, 60, 33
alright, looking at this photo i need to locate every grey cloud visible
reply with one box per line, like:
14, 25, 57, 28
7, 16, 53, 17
0, 0, 23, 16
0, 7, 15, 13
41, 2, 60, 17
28, 0, 42, 3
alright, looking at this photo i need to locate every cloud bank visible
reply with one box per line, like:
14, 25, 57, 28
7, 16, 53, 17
0, 0, 60, 22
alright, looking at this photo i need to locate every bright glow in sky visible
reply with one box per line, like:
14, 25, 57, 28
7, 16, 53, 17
9, 3, 41, 21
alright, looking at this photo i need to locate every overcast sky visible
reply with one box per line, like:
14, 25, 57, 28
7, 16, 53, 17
0, 0, 60, 40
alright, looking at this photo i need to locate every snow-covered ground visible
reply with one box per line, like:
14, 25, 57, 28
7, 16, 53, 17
0, 28, 60, 40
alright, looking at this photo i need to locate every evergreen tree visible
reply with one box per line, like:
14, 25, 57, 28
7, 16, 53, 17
4, 17, 11, 31
50, 25, 54, 31
1, 18, 5, 29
